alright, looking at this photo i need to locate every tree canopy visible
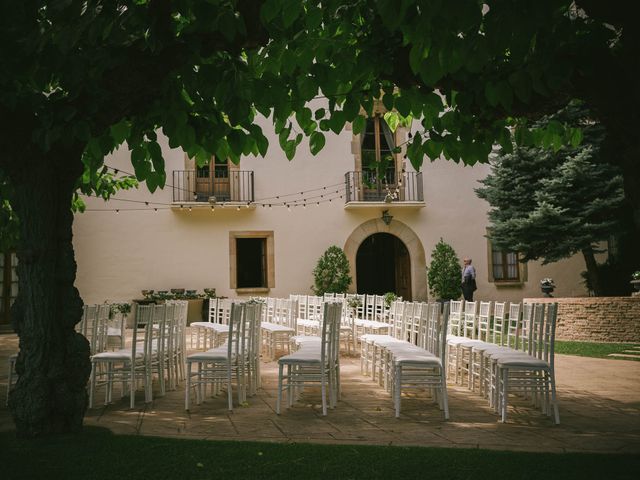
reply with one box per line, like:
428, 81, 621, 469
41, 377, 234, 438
476, 103, 625, 295
1, 0, 638, 437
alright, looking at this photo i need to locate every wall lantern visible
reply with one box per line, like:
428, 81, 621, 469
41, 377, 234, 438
381, 209, 393, 225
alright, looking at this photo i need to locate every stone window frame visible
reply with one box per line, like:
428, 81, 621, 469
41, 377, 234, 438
229, 231, 275, 294
486, 230, 527, 287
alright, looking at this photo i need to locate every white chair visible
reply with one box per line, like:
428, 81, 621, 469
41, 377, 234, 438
496, 303, 560, 424
261, 298, 297, 359
388, 302, 450, 419
185, 302, 261, 411
89, 304, 163, 409
276, 301, 342, 416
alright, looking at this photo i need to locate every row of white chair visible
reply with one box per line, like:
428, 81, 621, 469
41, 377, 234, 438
189, 298, 234, 349
276, 302, 343, 416
447, 300, 560, 423
259, 297, 298, 359
89, 301, 188, 409
360, 301, 450, 418
185, 301, 262, 411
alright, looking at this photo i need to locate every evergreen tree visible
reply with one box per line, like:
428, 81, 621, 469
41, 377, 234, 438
476, 103, 625, 295
312, 246, 352, 296
427, 239, 461, 301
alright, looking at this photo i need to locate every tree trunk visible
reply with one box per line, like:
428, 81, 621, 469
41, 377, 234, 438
581, 246, 602, 297
6, 146, 89, 437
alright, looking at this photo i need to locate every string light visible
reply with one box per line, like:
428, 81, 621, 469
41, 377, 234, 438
236, 206, 240, 211
210, 206, 215, 212
115, 209, 119, 214
188, 206, 192, 212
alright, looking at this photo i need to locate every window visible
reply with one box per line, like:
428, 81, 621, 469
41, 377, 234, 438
236, 238, 266, 288
195, 157, 231, 201
361, 115, 397, 184
229, 231, 274, 292
491, 249, 520, 282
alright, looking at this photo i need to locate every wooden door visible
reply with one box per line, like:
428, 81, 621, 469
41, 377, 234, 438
394, 239, 412, 301
0, 252, 18, 326
212, 158, 230, 201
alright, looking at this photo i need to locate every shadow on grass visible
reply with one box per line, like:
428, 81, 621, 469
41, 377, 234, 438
1, 427, 639, 480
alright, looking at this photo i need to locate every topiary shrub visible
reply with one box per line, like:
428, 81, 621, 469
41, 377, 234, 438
427, 238, 462, 301
312, 245, 352, 296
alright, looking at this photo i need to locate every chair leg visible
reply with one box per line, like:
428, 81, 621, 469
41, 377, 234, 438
185, 362, 191, 410
321, 372, 327, 416
440, 370, 450, 420
89, 362, 96, 408
276, 363, 284, 414
500, 367, 509, 423
394, 365, 401, 418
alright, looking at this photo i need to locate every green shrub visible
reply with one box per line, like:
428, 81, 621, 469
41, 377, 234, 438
312, 246, 352, 296
427, 239, 461, 301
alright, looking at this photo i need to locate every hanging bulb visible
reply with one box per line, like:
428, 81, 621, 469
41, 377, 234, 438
154, 208, 158, 213
188, 206, 192, 212
236, 206, 240, 211
287, 204, 291, 212
210, 206, 215, 212
115, 209, 120, 214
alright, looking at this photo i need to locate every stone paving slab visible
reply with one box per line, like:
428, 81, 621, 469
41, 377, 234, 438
1, 333, 639, 453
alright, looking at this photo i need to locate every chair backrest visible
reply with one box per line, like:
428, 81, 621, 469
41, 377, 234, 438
400, 301, 415, 342
520, 303, 534, 353
543, 303, 558, 366
374, 295, 385, 321
530, 303, 547, 359
421, 302, 449, 360
492, 302, 507, 345
477, 301, 492, 342
447, 300, 464, 336
505, 302, 521, 349
463, 301, 478, 339
320, 301, 343, 367
364, 294, 376, 320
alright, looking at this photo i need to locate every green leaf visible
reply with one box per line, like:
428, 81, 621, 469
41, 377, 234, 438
352, 115, 366, 135
394, 95, 411, 116
383, 112, 400, 133
284, 140, 296, 160
382, 93, 394, 111
110, 121, 130, 145
423, 139, 443, 160
309, 131, 325, 155
569, 127, 583, 148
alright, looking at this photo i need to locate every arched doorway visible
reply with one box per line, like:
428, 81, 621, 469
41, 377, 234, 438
343, 218, 427, 301
356, 233, 412, 300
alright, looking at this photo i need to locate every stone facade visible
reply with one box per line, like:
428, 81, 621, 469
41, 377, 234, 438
525, 297, 640, 343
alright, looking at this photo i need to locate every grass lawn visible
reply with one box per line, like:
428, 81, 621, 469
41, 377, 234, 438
554, 341, 640, 360
1, 428, 638, 480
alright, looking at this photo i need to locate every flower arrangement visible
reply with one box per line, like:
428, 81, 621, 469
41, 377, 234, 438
383, 292, 398, 308
109, 302, 132, 318
346, 297, 362, 310
540, 278, 555, 287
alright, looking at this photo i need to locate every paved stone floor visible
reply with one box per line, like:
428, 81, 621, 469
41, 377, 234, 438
1, 332, 639, 453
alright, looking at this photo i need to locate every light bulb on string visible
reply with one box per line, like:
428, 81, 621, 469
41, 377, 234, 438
115, 209, 120, 214
236, 206, 240, 211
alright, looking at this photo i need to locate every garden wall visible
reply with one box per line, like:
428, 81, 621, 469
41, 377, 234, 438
524, 297, 640, 343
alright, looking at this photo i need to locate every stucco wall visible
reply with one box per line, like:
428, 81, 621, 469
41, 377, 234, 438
525, 297, 640, 342
72, 111, 592, 306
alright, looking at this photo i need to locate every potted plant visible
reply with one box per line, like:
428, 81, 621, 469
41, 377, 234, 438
427, 239, 462, 302
540, 278, 555, 297
631, 271, 640, 294
311, 245, 352, 296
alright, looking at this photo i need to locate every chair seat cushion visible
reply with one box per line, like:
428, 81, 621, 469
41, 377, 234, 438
261, 322, 295, 333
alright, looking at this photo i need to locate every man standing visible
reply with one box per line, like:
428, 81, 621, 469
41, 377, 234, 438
461, 258, 477, 301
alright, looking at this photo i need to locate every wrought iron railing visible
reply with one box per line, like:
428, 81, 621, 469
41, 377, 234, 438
344, 170, 424, 203
172, 170, 254, 203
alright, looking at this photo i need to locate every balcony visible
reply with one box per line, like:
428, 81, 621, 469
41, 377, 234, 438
344, 170, 425, 209
172, 170, 254, 207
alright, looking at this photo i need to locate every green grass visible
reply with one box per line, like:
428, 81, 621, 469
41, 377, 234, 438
554, 341, 640, 360
1, 428, 638, 480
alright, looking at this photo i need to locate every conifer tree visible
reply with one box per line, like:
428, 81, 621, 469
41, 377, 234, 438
476, 103, 625, 295
427, 239, 461, 301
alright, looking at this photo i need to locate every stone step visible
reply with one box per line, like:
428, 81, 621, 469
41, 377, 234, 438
608, 353, 640, 359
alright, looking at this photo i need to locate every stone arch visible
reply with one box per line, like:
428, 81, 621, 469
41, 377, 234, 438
343, 218, 427, 301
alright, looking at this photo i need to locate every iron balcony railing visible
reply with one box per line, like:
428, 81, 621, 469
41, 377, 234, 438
172, 170, 254, 203
344, 170, 424, 203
